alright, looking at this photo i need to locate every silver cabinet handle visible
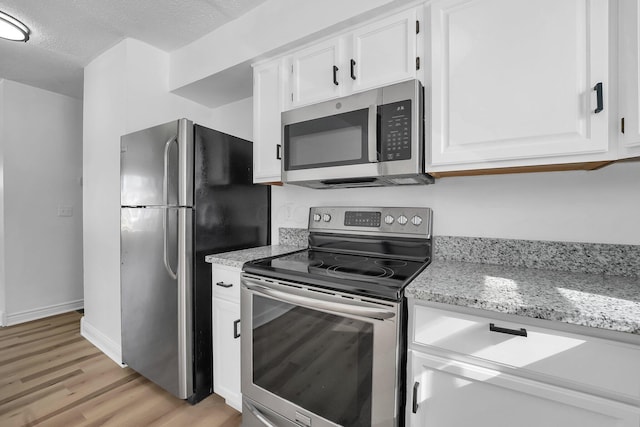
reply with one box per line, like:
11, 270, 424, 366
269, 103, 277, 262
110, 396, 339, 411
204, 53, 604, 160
243, 278, 395, 321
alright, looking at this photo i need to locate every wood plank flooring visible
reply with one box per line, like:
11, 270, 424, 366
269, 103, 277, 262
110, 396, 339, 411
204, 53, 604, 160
0, 312, 242, 427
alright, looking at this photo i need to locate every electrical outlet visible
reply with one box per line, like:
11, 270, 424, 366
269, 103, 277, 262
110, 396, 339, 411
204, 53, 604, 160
57, 206, 73, 217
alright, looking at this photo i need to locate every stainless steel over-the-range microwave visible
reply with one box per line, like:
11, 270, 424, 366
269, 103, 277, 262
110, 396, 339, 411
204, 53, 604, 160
281, 79, 433, 189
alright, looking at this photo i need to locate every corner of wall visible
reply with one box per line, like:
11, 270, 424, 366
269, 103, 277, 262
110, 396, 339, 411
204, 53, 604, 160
0, 79, 6, 323
6, 300, 84, 326
80, 315, 125, 367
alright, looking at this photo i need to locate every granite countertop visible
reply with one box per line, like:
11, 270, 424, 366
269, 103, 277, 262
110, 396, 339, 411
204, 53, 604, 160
205, 245, 304, 269
205, 231, 640, 336
406, 260, 640, 335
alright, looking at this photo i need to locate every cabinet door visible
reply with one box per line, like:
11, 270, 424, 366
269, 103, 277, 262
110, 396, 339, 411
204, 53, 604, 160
213, 298, 242, 412
429, 0, 611, 170
408, 351, 640, 427
349, 8, 418, 93
619, 0, 640, 158
253, 60, 283, 183
290, 38, 343, 107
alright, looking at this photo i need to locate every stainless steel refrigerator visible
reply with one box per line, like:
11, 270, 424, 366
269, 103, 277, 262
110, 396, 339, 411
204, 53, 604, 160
120, 118, 270, 403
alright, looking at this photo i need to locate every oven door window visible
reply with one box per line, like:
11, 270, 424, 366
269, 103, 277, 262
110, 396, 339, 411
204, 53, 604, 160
252, 294, 373, 426
284, 108, 370, 171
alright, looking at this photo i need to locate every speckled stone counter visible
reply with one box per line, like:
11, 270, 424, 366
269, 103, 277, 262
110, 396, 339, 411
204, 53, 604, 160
406, 260, 640, 335
205, 245, 303, 269
434, 236, 640, 278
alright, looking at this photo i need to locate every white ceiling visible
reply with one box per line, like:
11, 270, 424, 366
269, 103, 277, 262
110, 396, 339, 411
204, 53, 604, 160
0, 0, 268, 99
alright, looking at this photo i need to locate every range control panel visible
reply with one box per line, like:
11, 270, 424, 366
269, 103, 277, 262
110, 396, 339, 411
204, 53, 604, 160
309, 206, 432, 238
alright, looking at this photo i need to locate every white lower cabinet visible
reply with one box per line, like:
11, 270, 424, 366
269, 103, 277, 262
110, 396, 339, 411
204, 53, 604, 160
407, 301, 640, 426
211, 264, 242, 412
408, 351, 639, 427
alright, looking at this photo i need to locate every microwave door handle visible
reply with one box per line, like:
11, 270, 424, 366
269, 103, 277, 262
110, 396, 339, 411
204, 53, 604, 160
368, 104, 378, 163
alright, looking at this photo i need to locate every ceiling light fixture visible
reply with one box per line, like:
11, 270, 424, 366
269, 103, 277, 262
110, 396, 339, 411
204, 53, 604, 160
0, 10, 30, 42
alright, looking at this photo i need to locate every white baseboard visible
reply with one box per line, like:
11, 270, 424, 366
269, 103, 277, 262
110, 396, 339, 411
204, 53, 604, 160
6, 299, 84, 326
80, 316, 126, 367
0, 310, 6, 327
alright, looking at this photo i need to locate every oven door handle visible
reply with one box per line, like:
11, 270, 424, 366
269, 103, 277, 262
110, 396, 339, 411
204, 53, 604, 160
244, 400, 278, 427
244, 280, 396, 321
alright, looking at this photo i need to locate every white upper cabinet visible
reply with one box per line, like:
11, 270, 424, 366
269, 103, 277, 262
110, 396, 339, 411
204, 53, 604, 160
428, 0, 612, 171
290, 38, 343, 108
349, 8, 419, 93
286, 6, 422, 110
253, 59, 284, 184
619, 0, 640, 158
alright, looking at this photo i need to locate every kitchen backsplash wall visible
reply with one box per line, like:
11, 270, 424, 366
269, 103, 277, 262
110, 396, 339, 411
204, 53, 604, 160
271, 161, 640, 246
279, 228, 308, 247
435, 236, 640, 278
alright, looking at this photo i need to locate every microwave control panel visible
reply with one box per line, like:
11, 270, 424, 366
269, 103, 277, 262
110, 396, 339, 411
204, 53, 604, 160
378, 100, 412, 161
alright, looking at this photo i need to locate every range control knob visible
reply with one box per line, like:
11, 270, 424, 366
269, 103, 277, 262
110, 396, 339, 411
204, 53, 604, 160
397, 215, 408, 225
323, 213, 332, 222
313, 213, 321, 222
411, 215, 423, 226
384, 215, 395, 225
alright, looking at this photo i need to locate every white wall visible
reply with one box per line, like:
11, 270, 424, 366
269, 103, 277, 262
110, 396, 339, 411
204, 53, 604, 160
170, 0, 394, 91
272, 161, 640, 245
0, 80, 5, 325
151, 92, 640, 248
82, 38, 254, 363
0, 79, 84, 326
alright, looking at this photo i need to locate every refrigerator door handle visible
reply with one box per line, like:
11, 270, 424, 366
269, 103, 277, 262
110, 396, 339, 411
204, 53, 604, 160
177, 119, 194, 207
177, 207, 194, 398
163, 136, 177, 206
163, 208, 177, 280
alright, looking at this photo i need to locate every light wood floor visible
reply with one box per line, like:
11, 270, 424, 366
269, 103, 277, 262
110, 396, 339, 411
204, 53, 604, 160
0, 311, 242, 427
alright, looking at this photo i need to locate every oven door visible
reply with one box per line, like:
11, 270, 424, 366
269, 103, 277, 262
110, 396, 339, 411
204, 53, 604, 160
241, 273, 402, 427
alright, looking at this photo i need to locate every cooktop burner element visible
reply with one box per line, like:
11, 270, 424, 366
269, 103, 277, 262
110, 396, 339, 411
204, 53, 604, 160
243, 206, 433, 301
328, 263, 393, 279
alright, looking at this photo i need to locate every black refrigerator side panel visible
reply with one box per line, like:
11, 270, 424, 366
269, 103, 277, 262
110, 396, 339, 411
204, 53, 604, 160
193, 125, 271, 253
190, 125, 271, 403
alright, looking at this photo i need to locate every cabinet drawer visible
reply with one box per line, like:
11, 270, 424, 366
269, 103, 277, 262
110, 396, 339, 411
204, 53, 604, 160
412, 305, 640, 403
211, 264, 241, 303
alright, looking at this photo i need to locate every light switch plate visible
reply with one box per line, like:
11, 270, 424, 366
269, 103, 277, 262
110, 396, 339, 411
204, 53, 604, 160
57, 206, 73, 217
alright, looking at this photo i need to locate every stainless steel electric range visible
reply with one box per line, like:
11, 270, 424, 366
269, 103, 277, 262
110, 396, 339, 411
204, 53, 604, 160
240, 206, 433, 427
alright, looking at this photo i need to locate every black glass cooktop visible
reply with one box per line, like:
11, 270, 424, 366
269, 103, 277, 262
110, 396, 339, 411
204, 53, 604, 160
243, 249, 430, 301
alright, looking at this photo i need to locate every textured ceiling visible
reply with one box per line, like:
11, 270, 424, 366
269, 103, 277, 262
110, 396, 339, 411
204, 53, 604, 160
0, 0, 268, 99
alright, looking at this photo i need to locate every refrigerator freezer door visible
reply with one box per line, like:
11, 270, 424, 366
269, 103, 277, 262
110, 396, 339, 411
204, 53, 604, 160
121, 119, 194, 207
121, 206, 193, 399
